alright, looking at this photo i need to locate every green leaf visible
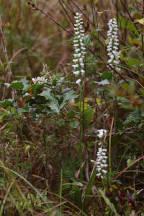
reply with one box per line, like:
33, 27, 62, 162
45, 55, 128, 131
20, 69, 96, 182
0, 99, 13, 107
119, 16, 139, 36
63, 90, 77, 101
17, 106, 29, 114
49, 99, 60, 114
69, 120, 79, 129
83, 168, 97, 208
11, 81, 24, 90
124, 110, 144, 125
84, 107, 94, 128
60, 90, 77, 109
39, 89, 53, 100
127, 58, 141, 67
101, 72, 112, 80
93, 79, 110, 85
99, 189, 119, 216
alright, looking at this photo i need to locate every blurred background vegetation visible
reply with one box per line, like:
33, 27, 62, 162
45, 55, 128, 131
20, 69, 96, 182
0, 0, 144, 215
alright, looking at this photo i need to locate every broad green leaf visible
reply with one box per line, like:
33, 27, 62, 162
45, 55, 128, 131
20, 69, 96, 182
63, 90, 77, 101
39, 89, 53, 100
49, 99, 60, 114
60, 90, 78, 109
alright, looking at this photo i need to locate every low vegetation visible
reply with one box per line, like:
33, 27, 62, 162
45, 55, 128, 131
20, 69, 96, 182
0, 0, 144, 215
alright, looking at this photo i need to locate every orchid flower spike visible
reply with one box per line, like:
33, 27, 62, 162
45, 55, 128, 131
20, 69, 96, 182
72, 12, 86, 85
107, 18, 120, 72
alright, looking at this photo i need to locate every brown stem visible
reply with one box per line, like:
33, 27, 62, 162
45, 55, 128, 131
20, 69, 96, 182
59, 0, 74, 27
114, 154, 144, 180
27, 1, 72, 35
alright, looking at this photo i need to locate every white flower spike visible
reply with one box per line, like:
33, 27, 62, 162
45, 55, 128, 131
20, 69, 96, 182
91, 129, 108, 179
72, 12, 86, 84
107, 18, 120, 72
96, 146, 108, 179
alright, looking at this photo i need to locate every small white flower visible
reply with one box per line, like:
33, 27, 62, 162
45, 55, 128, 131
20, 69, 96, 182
97, 129, 107, 138
76, 79, 81, 85
80, 63, 84, 68
75, 48, 81, 53
73, 71, 80, 75
74, 53, 81, 58
81, 69, 85, 74
32, 76, 47, 84
73, 59, 78, 63
72, 64, 79, 69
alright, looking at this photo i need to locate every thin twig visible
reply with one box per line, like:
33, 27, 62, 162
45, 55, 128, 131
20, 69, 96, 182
59, 0, 74, 27
114, 154, 144, 180
27, 1, 72, 35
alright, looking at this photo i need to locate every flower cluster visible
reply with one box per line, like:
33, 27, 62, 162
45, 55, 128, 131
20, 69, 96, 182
96, 147, 108, 179
32, 76, 47, 84
91, 128, 108, 179
72, 12, 86, 85
97, 129, 107, 139
32, 64, 52, 84
107, 18, 120, 72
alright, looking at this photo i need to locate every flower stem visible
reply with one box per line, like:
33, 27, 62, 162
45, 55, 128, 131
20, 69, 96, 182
109, 116, 114, 173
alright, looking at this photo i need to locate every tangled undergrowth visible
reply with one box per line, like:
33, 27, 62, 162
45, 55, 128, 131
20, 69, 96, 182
0, 0, 144, 215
